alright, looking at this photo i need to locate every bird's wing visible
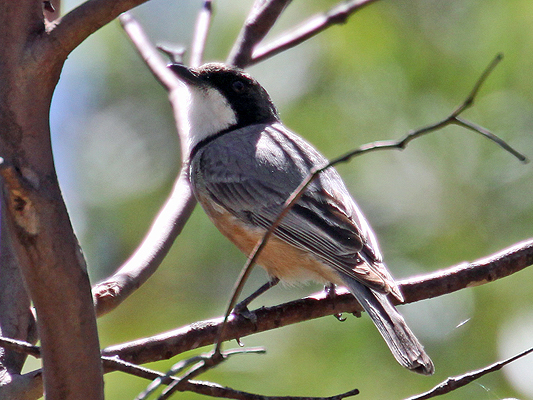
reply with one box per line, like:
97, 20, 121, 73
191, 123, 400, 297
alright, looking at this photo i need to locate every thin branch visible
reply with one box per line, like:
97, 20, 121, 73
190, 0, 214, 68
158, 349, 265, 400
106, 348, 359, 400
213, 53, 527, 355
118, 12, 184, 92
93, 169, 196, 317
93, 13, 199, 316
227, 0, 292, 68
0, 345, 356, 400
0, 337, 41, 359
178, 381, 359, 400
47, 0, 149, 57
101, 238, 533, 365
250, 0, 379, 66
404, 347, 533, 400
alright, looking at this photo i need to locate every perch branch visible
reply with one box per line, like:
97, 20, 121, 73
101, 238, 533, 365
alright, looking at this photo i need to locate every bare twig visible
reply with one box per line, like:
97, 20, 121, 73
101, 238, 533, 365
93, 13, 198, 317
251, 0, 379, 66
404, 347, 533, 400
177, 381, 359, 400
213, 53, 527, 355
158, 348, 266, 400
0, 337, 40, 359
7, 237, 532, 366
190, 0, 214, 67
118, 13, 184, 92
227, 0, 292, 68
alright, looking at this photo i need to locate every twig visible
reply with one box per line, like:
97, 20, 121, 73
118, 13, 182, 92
158, 348, 266, 400
0, 337, 40, 358
213, 53, 527, 356
251, 0, 379, 66
227, 0, 292, 68
190, 0, 214, 67
178, 381, 359, 400
101, 238, 533, 366
404, 347, 533, 400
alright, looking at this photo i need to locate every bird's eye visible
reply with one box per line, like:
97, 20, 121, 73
232, 80, 245, 93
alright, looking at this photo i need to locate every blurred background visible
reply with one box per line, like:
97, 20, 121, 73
37, 0, 533, 398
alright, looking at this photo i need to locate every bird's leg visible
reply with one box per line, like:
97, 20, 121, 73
233, 277, 280, 320
324, 283, 347, 322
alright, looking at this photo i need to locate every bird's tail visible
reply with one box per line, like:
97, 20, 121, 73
342, 277, 434, 375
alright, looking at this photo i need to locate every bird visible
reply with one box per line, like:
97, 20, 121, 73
170, 62, 434, 375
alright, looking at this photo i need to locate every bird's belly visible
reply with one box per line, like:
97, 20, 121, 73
199, 196, 342, 286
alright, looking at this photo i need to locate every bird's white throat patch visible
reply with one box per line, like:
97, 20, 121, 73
177, 85, 237, 156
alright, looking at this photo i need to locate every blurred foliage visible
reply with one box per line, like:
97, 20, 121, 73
46, 0, 533, 399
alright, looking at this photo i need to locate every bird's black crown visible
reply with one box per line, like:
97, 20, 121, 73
193, 63, 280, 128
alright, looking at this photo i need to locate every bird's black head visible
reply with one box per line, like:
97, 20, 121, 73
170, 63, 279, 129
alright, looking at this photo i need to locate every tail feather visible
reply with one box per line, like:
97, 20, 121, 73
342, 277, 434, 375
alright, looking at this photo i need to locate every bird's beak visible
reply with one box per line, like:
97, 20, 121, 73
168, 63, 203, 86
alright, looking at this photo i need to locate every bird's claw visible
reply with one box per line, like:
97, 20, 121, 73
232, 302, 258, 325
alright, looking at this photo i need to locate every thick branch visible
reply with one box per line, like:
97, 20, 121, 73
0, 2, 105, 398
101, 239, 533, 365
48, 0, 149, 57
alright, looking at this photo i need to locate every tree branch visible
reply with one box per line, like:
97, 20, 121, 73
404, 347, 533, 400
227, 0, 292, 68
0, 197, 36, 375
8, 238, 532, 397
93, 161, 196, 317
190, 0, 214, 68
47, 0, 149, 57
0, 2, 106, 398
250, 0, 379, 66
93, 12, 198, 316
101, 238, 533, 365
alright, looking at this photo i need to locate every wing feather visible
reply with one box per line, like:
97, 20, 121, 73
190, 122, 400, 298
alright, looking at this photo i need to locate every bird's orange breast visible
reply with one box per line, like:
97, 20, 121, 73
197, 194, 343, 286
